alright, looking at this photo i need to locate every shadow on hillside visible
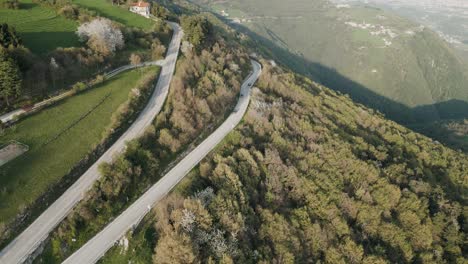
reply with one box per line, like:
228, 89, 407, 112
224, 19, 468, 125
19, 3, 35, 10
210, 17, 468, 202
70, 5, 136, 27
20, 31, 80, 55
413, 100, 468, 120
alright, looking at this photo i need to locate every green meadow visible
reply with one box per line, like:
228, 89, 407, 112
0, 0, 79, 54
0, 0, 155, 54
0, 66, 158, 227
72, 0, 154, 30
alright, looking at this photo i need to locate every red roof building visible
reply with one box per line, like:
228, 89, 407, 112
129, 1, 151, 18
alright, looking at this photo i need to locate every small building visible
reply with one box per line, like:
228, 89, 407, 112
129, 1, 151, 18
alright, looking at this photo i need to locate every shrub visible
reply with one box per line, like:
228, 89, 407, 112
180, 15, 212, 49
90, 74, 105, 86
58, 5, 79, 20
0, 23, 22, 48
151, 39, 166, 60
3, 0, 20, 9
72, 82, 87, 92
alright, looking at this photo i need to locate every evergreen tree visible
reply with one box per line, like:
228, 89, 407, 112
0, 23, 21, 48
151, 3, 169, 20
0, 49, 22, 106
181, 15, 212, 48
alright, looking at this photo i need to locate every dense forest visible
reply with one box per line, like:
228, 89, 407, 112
412, 119, 468, 154
108, 61, 467, 263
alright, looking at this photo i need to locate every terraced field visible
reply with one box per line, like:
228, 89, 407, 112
0, 0, 153, 54
0, 66, 158, 229
72, 0, 153, 30
0, 0, 79, 54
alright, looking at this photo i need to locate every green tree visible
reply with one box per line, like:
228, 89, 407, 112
0, 50, 22, 106
2, 0, 19, 9
153, 233, 196, 264
181, 15, 212, 48
151, 3, 169, 20
0, 23, 22, 48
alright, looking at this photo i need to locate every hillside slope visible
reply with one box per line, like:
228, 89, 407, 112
102, 58, 468, 263
191, 0, 468, 124
0, 0, 79, 54
26, 1, 466, 263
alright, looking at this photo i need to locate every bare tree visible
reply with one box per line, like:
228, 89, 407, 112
76, 18, 124, 56
151, 40, 166, 60
49, 58, 60, 90
129, 53, 142, 66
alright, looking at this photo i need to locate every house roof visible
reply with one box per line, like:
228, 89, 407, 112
130, 1, 150, 7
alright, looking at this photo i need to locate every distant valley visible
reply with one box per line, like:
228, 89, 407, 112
334, 0, 468, 60
192, 0, 468, 125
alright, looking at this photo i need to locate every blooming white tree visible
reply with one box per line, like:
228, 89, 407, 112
180, 209, 196, 232
76, 18, 124, 56
49, 57, 61, 90
193, 187, 214, 206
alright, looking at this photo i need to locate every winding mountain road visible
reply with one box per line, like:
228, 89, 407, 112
0, 21, 183, 264
63, 60, 262, 264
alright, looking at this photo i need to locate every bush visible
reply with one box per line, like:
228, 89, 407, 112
0, 23, 22, 48
151, 39, 166, 60
58, 5, 79, 20
150, 3, 169, 20
19, 99, 34, 108
180, 15, 212, 49
90, 75, 105, 86
72, 82, 87, 92
3, 0, 20, 9
136, 38, 150, 48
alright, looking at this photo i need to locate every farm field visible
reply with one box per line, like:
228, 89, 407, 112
72, 0, 154, 30
0, 66, 159, 228
0, 0, 79, 54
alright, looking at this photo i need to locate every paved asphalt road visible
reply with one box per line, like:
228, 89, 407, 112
63, 60, 262, 264
0, 22, 183, 264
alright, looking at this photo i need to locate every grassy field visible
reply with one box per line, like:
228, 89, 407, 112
72, 0, 153, 30
0, 0, 154, 54
0, 66, 159, 228
0, 0, 79, 54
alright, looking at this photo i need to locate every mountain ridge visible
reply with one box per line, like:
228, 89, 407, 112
190, 0, 468, 124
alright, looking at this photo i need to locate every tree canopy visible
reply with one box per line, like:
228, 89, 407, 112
146, 61, 468, 263
0, 23, 21, 49
76, 18, 124, 56
0, 49, 22, 106
180, 15, 212, 48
